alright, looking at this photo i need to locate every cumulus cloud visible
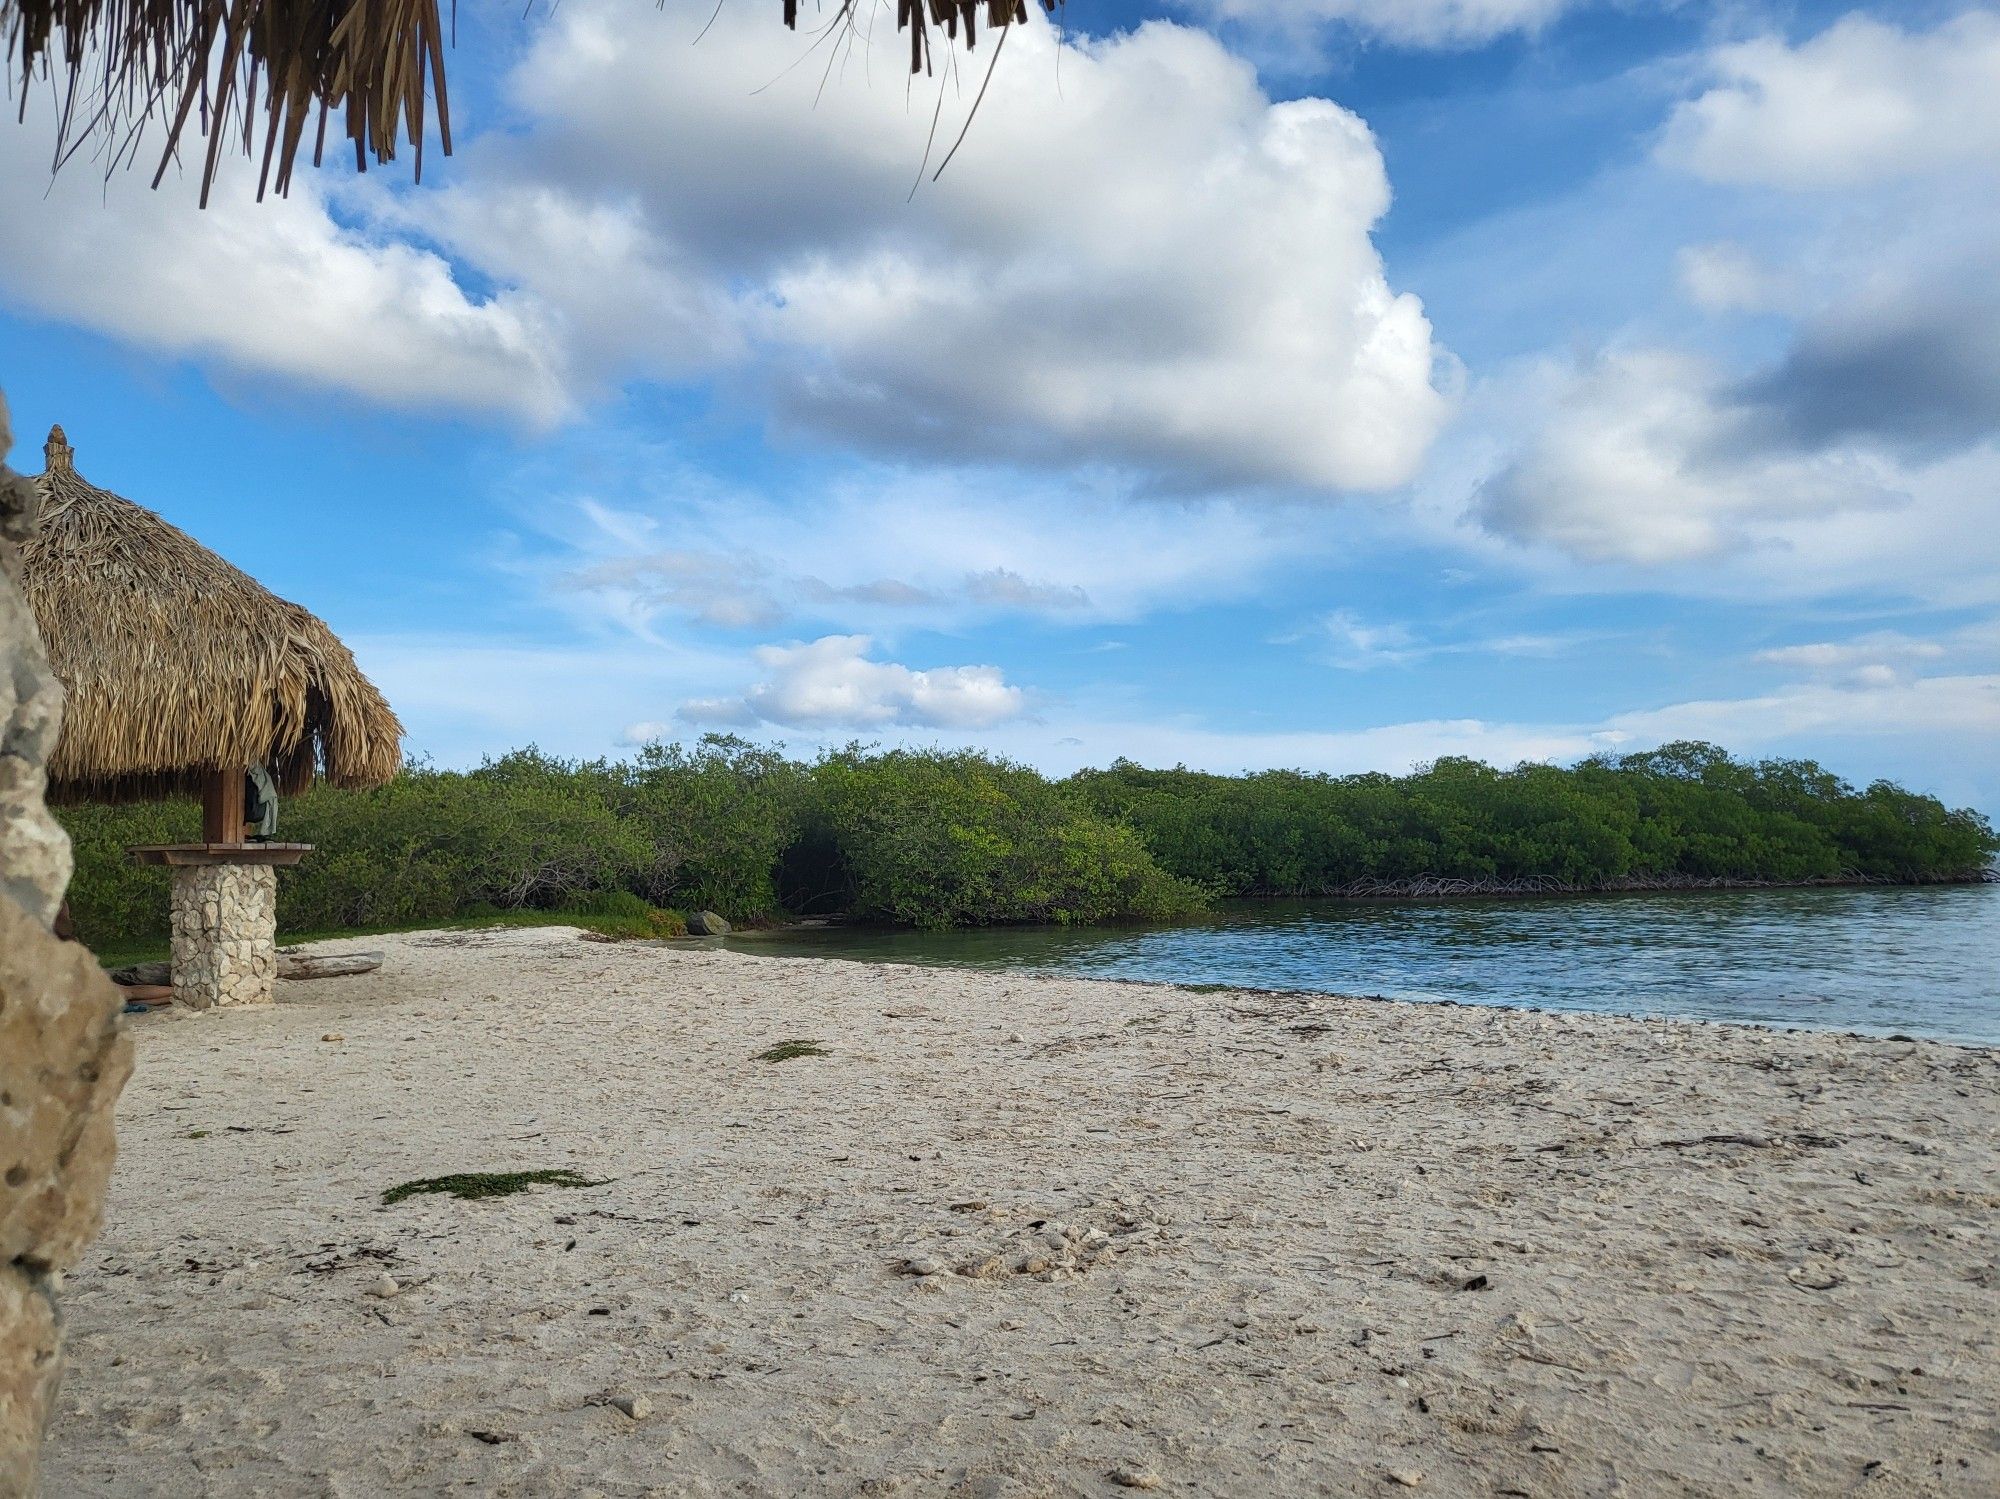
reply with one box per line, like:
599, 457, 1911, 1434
0, 117, 569, 423
2, 5, 1452, 490
1464, 13, 2000, 585
1175, 0, 1581, 49
1475, 348, 1899, 565
383, 2, 1449, 490
1660, 13, 2000, 190
1740, 264, 2000, 452
1456, 367, 2000, 603
683, 635, 1026, 730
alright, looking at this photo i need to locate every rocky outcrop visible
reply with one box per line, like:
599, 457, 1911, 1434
0, 395, 66, 929
1, 389, 132, 1495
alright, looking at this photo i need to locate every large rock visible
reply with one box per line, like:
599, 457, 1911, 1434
0, 900, 130, 1493
0, 392, 68, 929
1, 388, 132, 1494
687, 910, 732, 937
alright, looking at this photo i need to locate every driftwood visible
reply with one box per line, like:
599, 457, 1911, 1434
110, 950, 383, 986
278, 951, 383, 980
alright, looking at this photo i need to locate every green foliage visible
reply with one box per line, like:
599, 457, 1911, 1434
570, 890, 688, 940
56, 738, 1204, 949
1066, 742, 1997, 895
807, 747, 1208, 928
381, 1170, 604, 1205
55, 738, 1991, 954
597, 736, 810, 916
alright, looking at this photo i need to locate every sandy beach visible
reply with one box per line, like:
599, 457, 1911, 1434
41, 926, 2000, 1497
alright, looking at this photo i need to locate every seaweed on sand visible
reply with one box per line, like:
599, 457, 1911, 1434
382, 1170, 605, 1205
754, 1039, 829, 1063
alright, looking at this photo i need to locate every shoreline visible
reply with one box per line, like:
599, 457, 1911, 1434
720, 952, 2000, 1051
728, 881, 2000, 1049
83, 869, 1995, 972
47, 926, 2000, 1496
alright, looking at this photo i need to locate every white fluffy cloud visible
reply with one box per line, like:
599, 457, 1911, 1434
683, 635, 1026, 730
1459, 12, 2000, 590
1177, 0, 1580, 48
425, 1, 1448, 489
1660, 13, 2000, 190
1475, 348, 1899, 565
0, 5, 1450, 491
0, 127, 569, 423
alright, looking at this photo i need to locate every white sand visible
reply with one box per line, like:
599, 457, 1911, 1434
42, 926, 2000, 1497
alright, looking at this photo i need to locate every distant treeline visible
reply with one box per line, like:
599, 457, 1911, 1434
1067, 742, 1997, 896
57, 738, 1996, 951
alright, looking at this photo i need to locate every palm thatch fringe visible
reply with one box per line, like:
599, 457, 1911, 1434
23, 425, 403, 806
2, 0, 1057, 205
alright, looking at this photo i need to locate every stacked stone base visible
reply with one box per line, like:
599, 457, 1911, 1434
170, 863, 278, 1008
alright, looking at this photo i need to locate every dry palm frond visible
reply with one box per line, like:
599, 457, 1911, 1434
1, 0, 1057, 204
22, 425, 404, 805
4, 0, 454, 206
809, 1, 1052, 77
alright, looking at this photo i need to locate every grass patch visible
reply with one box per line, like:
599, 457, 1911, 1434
381, 1169, 604, 1206
754, 1039, 829, 1064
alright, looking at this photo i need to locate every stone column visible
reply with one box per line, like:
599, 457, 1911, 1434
1, 389, 132, 1494
169, 862, 279, 1009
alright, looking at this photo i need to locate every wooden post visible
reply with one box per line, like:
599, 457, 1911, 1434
200, 767, 245, 845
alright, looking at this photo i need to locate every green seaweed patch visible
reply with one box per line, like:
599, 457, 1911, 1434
754, 1039, 829, 1064
382, 1169, 605, 1206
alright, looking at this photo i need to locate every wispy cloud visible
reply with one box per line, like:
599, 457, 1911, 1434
1277, 609, 1595, 669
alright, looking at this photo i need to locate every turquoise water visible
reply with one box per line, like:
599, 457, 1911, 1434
730, 883, 2000, 1045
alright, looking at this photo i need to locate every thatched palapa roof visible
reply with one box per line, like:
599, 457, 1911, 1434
23, 426, 402, 806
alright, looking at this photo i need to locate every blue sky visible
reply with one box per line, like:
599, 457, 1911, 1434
3, 0, 1996, 813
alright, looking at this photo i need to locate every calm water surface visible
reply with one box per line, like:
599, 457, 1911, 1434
731, 884, 2000, 1045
